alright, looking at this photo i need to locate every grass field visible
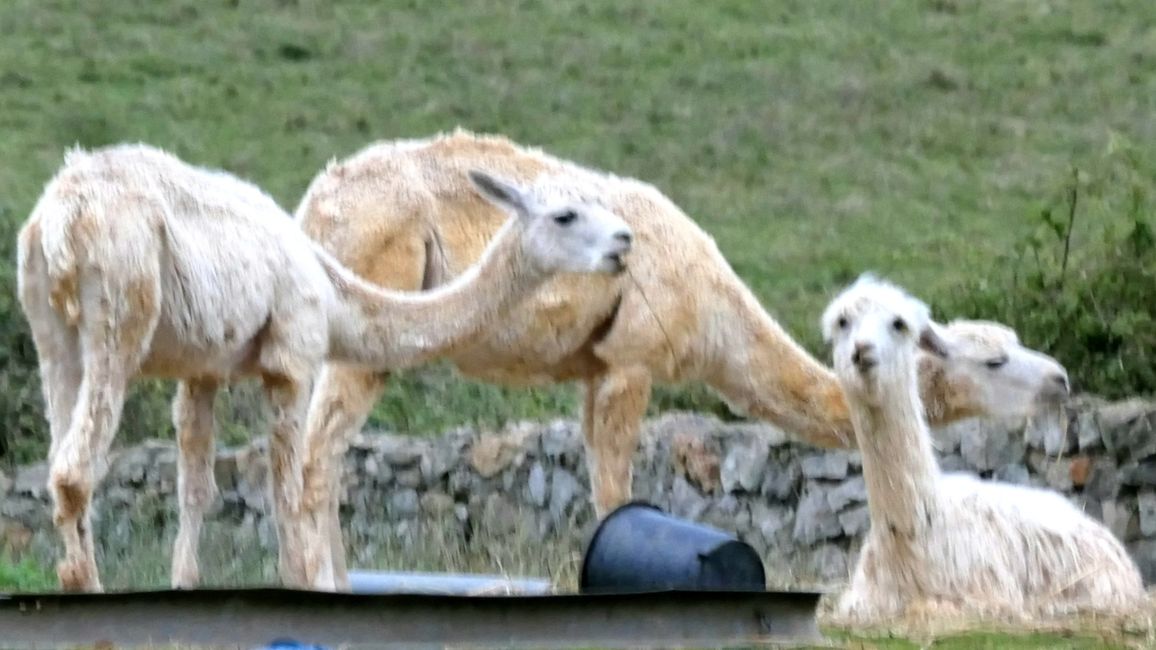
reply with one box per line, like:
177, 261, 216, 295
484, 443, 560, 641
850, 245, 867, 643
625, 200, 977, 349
2, 0, 1154, 445
2, 2, 1156, 646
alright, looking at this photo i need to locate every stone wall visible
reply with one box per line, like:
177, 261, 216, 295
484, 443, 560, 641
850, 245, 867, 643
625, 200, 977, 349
3, 395, 1156, 588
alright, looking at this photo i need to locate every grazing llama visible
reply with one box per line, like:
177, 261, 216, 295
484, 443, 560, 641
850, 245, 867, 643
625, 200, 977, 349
821, 274, 1146, 627
16, 143, 633, 592
292, 129, 1072, 591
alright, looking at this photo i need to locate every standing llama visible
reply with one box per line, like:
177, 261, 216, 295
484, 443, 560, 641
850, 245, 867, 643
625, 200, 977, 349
16, 142, 633, 592
292, 129, 1072, 591
820, 274, 1146, 627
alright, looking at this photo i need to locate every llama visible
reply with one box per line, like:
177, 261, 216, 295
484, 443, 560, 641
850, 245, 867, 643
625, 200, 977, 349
821, 274, 1146, 627
291, 129, 1072, 591
15, 142, 633, 592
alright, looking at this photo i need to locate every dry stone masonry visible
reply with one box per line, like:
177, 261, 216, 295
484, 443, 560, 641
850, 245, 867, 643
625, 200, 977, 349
3, 395, 1156, 588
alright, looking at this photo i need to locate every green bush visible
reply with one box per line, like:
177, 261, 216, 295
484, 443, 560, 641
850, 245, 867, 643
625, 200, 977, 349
933, 140, 1156, 400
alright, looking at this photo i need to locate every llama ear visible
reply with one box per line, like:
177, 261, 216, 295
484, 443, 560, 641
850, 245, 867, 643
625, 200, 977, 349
918, 322, 953, 359
469, 169, 530, 217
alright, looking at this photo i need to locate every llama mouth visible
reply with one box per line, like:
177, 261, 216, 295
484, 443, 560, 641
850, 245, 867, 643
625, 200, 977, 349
606, 253, 627, 274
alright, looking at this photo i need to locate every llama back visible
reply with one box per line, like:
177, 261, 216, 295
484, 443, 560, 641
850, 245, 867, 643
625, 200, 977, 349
940, 472, 1146, 614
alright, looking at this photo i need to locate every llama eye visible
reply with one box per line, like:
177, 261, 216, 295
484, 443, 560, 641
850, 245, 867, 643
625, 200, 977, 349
836, 316, 848, 329
892, 318, 908, 333
553, 210, 577, 225
985, 356, 1009, 369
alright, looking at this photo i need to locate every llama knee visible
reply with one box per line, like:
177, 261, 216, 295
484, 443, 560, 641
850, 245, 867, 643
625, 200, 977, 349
181, 473, 219, 512
49, 463, 91, 525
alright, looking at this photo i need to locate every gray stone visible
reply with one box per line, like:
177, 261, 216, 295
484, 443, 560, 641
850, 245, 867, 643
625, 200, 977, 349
670, 476, 709, 521
960, 424, 1025, 472
704, 496, 751, 532
793, 487, 841, 545
114, 445, 151, 485
994, 463, 1031, 486
541, 420, 578, 463
378, 438, 423, 466
1043, 459, 1073, 492
420, 491, 454, 516
12, 463, 48, 499
1120, 461, 1156, 488
750, 503, 792, 546
394, 467, 423, 489
1098, 400, 1156, 461
761, 462, 800, 501
720, 437, 770, 493
154, 448, 177, 484
826, 476, 866, 512
1076, 408, 1103, 451
1127, 539, 1156, 586
1082, 455, 1119, 495
838, 505, 871, 537
363, 455, 380, 479
808, 543, 849, 582
1078, 497, 1103, 522
388, 488, 420, 518
481, 493, 519, 535
800, 452, 848, 480
549, 469, 581, 521
1103, 497, 1141, 542
938, 454, 969, 473
527, 462, 548, 507
1139, 491, 1156, 537
420, 447, 451, 484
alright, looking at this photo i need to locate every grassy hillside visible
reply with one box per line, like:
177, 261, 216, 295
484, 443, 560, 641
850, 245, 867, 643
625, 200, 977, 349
1, 0, 1154, 460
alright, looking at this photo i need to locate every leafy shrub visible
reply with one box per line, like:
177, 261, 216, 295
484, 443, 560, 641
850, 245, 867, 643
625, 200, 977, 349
933, 140, 1156, 399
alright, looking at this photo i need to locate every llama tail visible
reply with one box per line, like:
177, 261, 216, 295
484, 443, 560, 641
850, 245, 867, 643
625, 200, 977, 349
25, 176, 89, 328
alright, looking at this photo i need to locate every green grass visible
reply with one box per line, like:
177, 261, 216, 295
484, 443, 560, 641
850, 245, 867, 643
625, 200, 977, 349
2, 0, 1154, 458
1, 7, 1156, 643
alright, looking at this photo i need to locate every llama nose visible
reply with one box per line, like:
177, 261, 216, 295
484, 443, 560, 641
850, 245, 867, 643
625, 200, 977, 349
851, 342, 874, 367
1051, 372, 1070, 394
615, 230, 633, 247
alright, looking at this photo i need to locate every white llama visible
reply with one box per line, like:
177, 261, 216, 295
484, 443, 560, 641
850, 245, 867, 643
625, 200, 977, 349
821, 274, 1146, 626
290, 130, 1074, 591
15, 142, 633, 592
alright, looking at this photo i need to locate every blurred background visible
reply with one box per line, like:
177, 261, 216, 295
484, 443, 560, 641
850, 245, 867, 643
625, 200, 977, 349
0, 0, 1153, 592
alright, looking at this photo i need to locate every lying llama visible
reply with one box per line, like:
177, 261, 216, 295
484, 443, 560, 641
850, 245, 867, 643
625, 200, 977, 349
292, 129, 1072, 591
821, 274, 1146, 626
16, 142, 633, 592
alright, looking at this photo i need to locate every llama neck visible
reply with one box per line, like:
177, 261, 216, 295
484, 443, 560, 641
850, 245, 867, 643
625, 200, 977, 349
320, 219, 543, 369
705, 287, 972, 448
706, 288, 858, 448
850, 380, 942, 537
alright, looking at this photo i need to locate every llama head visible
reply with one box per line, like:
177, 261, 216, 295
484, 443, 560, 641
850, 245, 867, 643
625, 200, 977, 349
821, 273, 947, 406
468, 169, 633, 275
823, 274, 1071, 416
920, 319, 1070, 419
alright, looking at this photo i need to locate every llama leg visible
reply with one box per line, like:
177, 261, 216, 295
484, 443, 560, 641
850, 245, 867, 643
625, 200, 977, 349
17, 225, 82, 463
170, 378, 220, 589
582, 366, 652, 519
261, 362, 315, 588
49, 277, 158, 592
300, 363, 388, 591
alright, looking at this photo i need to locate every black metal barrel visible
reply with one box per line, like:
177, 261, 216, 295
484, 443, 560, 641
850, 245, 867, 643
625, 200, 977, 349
579, 501, 766, 593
